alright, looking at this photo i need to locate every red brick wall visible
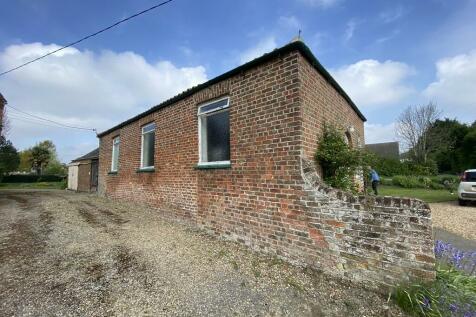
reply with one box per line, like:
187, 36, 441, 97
98, 48, 434, 288
299, 54, 364, 161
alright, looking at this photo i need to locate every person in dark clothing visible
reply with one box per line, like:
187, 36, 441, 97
370, 169, 380, 195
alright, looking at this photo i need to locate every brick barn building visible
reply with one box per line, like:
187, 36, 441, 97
97, 41, 435, 287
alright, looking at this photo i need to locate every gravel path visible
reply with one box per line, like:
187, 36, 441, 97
0, 190, 406, 317
430, 201, 476, 241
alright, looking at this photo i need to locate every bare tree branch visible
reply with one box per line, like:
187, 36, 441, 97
396, 102, 441, 163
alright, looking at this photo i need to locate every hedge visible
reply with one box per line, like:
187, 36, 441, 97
1, 174, 65, 183
390, 174, 459, 190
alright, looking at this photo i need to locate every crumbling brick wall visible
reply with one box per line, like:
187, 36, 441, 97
299, 158, 435, 286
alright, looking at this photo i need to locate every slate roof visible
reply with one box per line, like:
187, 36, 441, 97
97, 40, 366, 138
365, 142, 400, 159
72, 148, 99, 162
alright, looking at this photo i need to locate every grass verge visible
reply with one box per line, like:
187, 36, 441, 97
379, 185, 457, 203
0, 181, 66, 189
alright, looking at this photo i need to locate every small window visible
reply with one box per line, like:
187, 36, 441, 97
141, 122, 155, 169
111, 136, 120, 172
198, 97, 230, 164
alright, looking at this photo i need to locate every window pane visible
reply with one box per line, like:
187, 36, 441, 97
199, 98, 228, 114
142, 123, 156, 133
112, 138, 120, 171
142, 132, 155, 167
206, 110, 230, 162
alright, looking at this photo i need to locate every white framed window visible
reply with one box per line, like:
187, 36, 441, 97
111, 136, 120, 172
140, 122, 155, 169
198, 97, 230, 165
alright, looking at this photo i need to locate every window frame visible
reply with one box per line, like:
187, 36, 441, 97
140, 122, 156, 169
111, 136, 120, 172
197, 97, 230, 166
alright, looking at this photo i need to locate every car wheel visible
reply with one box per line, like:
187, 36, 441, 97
458, 199, 467, 206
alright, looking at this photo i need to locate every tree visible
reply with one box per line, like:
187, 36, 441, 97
0, 136, 20, 178
0, 104, 10, 137
426, 119, 469, 173
396, 102, 441, 164
18, 149, 33, 172
30, 141, 53, 175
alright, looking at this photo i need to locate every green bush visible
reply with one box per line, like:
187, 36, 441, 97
1, 174, 64, 183
374, 158, 408, 176
390, 174, 460, 190
315, 125, 375, 192
392, 175, 423, 188
373, 157, 438, 177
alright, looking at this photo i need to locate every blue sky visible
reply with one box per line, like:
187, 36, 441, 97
1, 0, 475, 162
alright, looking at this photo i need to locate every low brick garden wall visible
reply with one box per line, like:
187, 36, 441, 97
298, 157, 435, 288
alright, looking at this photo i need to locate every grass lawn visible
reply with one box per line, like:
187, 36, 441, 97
0, 182, 66, 190
379, 185, 457, 203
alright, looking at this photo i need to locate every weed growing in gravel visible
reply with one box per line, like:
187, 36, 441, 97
230, 260, 239, 271
392, 241, 476, 316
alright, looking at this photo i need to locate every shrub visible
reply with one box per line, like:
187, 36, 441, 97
392, 175, 423, 188
1, 174, 64, 183
315, 125, 375, 192
374, 158, 408, 176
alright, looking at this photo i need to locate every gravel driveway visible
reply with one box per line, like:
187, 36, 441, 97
430, 201, 476, 243
0, 190, 405, 317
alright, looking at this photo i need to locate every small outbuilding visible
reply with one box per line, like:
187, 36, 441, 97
67, 148, 99, 192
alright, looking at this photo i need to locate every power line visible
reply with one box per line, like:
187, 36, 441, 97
0, 0, 175, 77
9, 115, 79, 130
6, 104, 96, 131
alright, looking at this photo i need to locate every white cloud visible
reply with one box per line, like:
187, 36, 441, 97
379, 6, 405, 23
0, 42, 207, 162
331, 59, 414, 108
364, 122, 398, 145
278, 16, 301, 30
298, 0, 341, 8
423, 50, 476, 120
344, 19, 358, 42
239, 37, 277, 64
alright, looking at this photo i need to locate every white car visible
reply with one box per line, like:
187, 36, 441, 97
458, 169, 476, 206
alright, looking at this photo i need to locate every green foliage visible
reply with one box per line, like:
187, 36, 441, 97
373, 157, 438, 177
18, 149, 33, 172
0, 136, 20, 179
392, 175, 422, 188
1, 174, 64, 183
373, 158, 406, 176
426, 119, 476, 173
43, 160, 67, 176
392, 265, 476, 317
391, 174, 458, 191
22, 140, 63, 175
315, 124, 374, 191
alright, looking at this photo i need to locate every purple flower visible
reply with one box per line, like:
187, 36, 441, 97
449, 303, 458, 312
421, 296, 431, 310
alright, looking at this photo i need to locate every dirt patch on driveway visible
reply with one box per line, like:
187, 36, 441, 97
0, 190, 406, 316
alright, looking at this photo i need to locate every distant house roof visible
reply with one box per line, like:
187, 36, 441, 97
72, 148, 99, 162
97, 40, 366, 138
365, 142, 400, 159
